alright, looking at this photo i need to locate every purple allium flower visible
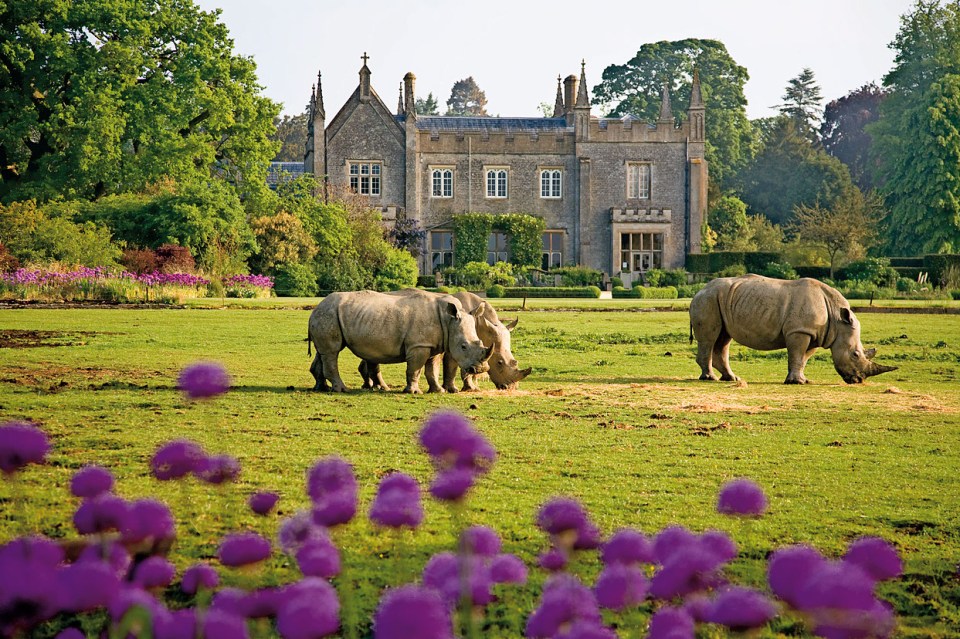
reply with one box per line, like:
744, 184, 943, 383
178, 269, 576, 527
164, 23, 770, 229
0, 421, 50, 474
647, 606, 695, 639
419, 411, 496, 473
373, 585, 453, 639
699, 529, 737, 563
844, 536, 903, 582
536, 497, 588, 537
307, 456, 358, 527
132, 556, 176, 589
716, 478, 768, 516
108, 587, 163, 623
704, 586, 778, 631
243, 587, 285, 619
182, 563, 219, 595
0, 536, 64, 628
195, 454, 241, 485
56, 629, 86, 639
682, 593, 713, 623
369, 473, 423, 529
602, 528, 654, 566
151, 439, 204, 481
202, 608, 249, 639
650, 545, 725, 600
652, 525, 699, 564
122, 499, 176, 544
278, 510, 328, 554
55, 560, 119, 612
154, 608, 196, 639
248, 491, 280, 515
210, 587, 249, 616
73, 494, 130, 535
490, 553, 528, 584
793, 560, 877, 613
460, 526, 501, 557
422, 552, 459, 608
276, 577, 340, 638
428, 468, 475, 502
574, 520, 603, 550
525, 574, 602, 639
537, 547, 569, 572
77, 540, 131, 577
594, 563, 648, 611
767, 545, 828, 607
218, 532, 272, 567
70, 465, 114, 498
177, 361, 230, 399
554, 620, 618, 639
296, 537, 341, 579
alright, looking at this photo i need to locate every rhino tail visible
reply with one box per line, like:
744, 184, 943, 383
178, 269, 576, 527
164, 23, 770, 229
307, 335, 312, 357
689, 321, 693, 344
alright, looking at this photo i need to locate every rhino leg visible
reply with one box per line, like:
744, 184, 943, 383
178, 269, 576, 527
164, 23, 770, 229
694, 329, 720, 381
310, 353, 330, 391
784, 333, 813, 384
358, 361, 389, 391
712, 330, 740, 382
358, 361, 375, 389
424, 354, 446, 393
403, 347, 432, 394
319, 353, 348, 392
442, 353, 461, 393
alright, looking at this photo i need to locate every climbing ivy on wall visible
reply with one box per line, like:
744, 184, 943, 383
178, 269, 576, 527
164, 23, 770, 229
452, 213, 546, 268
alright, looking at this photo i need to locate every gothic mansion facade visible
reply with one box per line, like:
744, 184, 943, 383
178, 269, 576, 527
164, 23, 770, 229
304, 58, 707, 284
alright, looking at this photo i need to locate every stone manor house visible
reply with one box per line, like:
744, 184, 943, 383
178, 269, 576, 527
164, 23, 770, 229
304, 56, 707, 285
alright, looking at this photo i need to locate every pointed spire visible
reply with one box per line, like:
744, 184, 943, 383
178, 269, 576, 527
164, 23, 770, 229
658, 80, 673, 123
575, 59, 590, 107
689, 67, 704, 109
359, 52, 371, 102
553, 75, 564, 117
314, 71, 325, 119
398, 82, 405, 115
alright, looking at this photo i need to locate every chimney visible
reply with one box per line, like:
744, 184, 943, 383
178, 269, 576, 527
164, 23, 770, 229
404, 72, 416, 118
563, 75, 578, 116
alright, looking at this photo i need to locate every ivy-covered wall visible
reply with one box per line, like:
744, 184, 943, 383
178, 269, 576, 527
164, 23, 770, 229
452, 213, 546, 268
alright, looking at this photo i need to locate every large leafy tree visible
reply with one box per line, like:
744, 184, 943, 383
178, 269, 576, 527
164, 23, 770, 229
592, 39, 755, 191
870, 0, 960, 254
0, 0, 279, 202
445, 77, 487, 116
779, 68, 823, 142
790, 190, 882, 278
271, 112, 308, 162
821, 84, 888, 191
415, 92, 439, 115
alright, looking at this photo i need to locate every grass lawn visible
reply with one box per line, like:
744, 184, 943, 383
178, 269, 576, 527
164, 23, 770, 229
1, 304, 959, 637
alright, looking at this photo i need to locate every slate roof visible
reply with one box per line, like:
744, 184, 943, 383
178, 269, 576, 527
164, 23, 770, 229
409, 116, 572, 133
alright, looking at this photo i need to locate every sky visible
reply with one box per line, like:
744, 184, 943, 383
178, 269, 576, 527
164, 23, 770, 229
194, 0, 915, 121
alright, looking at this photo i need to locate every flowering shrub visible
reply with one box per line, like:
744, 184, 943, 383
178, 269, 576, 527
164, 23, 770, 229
222, 274, 275, 299
0, 366, 905, 639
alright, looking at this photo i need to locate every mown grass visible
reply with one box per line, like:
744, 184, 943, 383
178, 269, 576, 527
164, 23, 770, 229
1, 306, 959, 637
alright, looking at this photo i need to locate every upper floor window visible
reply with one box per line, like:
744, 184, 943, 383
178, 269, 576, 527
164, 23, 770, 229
431, 168, 453, 198
485, 168, 508, 198
487, 232, 509, 265
542, 231, 563, 269
540, 169, 562, 199
627, 163, 650, 199
431, 230, 454, 272
349, 161, 381, 196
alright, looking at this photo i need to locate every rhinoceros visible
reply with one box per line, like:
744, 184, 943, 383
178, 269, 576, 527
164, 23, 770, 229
307, 290, 492, 394
358, 290, 531, 392
689, 275, 897, 384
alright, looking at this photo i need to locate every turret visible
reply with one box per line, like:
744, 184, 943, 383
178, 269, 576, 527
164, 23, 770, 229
572, 60, 591, 138
552, 75, 564, 117
305, 69, 326, 178
687, 67, 705, 142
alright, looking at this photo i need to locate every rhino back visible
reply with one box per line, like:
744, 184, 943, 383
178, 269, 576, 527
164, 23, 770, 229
720, 276, 830, 350
337, 291, 445, 362
454, 291, 502, 346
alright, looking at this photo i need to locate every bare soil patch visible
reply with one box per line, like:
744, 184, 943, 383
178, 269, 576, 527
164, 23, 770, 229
0, 329, 98, 349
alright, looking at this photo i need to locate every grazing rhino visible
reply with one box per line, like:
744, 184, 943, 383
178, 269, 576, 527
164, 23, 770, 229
359, 290, 531, 392
308, 290, 492, 394
689, 275, 897, 384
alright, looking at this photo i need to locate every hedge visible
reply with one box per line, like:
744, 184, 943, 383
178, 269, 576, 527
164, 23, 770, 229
503, 286, 601, 298
923, 254, 960, 286
889, 257, 924, 268
686, 252, 782, 273
612, 286, 678, 299
794, 266, 832, 280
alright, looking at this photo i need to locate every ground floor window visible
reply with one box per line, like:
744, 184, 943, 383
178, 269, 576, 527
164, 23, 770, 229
349, 161, 381, 196
431, 230, 453, 272
542, 231, 563, 269
487, 232, 509, 265
620, 232, 663, 273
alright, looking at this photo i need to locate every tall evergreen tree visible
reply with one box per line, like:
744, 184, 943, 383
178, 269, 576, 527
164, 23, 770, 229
415, 92, 440, 115
779, 68, 823, 143
821, 84, 887, 191
445, 78, 487, 116
271, 112, 309, 162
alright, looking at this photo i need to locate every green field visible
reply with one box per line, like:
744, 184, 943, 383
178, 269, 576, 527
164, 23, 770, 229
2, 304, 959, 637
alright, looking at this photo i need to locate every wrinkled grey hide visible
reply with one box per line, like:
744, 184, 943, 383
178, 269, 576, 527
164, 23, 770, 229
689, 275, 897, 384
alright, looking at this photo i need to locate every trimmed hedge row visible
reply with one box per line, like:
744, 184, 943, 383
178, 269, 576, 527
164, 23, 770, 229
613, 286, 679, 299
503, 286, 601, 298
686, 252, 782, 273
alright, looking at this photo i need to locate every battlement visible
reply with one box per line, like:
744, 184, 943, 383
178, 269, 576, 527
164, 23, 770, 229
611, 207, 672, 223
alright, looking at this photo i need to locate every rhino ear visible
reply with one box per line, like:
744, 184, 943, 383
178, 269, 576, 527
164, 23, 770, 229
446, 301, 460, 318
503, 318, 519, 331
839, 308, 853, 325
471, 301, 488, 318
865, 347, 877, 360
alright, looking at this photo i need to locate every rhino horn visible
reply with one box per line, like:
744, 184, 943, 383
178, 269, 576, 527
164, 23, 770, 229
518, 367, 532, 380
865, 348, 877, 360
485, 344, 495, 359
503, 318, 519, 331
864, 361, 897, 378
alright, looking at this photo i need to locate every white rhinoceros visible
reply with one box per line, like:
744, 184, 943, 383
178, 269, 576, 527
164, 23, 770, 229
307, 290, 492, 394
689, 274, 897, 384
358, 290, 531, 392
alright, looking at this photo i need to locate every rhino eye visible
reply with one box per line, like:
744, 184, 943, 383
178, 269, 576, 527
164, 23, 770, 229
498, 358, 505, 365
852, 351, 861, 359
461, 342, 467, 349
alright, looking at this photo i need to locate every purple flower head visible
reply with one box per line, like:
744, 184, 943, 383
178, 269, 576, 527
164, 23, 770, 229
194, 454, 240, 485
767, 545, 829, 607
602, 528, 654, 566
704, 586, 778, 631
178, 361, 230, 399
369, 473, 423, 529
296, 537, 341, 579
182, 563, 219, 595
813, 599, 896, 639
210, 587, 248, 616
538, 547, 569, 572
70, 465, 114, 499
490, 553, 528, 584
460, 525, 501, 557
154, 608, 196, 639
278, 510, 328, 555
682, 593, 713, 623
248, 491, 280, 515
77, 540, 131, 577
202, 608, 249, 639
73, 494, 130, 535
132, 556, 176, 589
594, 563, 649, 611
536, 497, 588, 537
0, 421, 50, 474
373, 585, 453, 639
574, 520, 603, 550
242, 587, 285, 619
151, 439, 204, 481
647, 606, 695, 639
699, 529, 737, 563
650, 545, 725, 600
0, 536, 64, 628
717, 478, 768, 517
109, 586, 163, 624
419, 411, 496, 473
56, 629, 86, 639
422, 552, 459, 608
54, 561, 120, 613
218, 532, 272, 568
307, 456, 358, 526
652, 525, 699, 565
844, 536, 902, 582
428, 468, 475, 502
793, 560, 877, 613
554, 620, 618, 639
526, 574, 601, 638
277, 579, 340, 636
122, 499, 175, 544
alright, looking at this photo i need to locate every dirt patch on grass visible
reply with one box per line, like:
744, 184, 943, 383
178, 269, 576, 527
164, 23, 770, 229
0, 329, 98, 348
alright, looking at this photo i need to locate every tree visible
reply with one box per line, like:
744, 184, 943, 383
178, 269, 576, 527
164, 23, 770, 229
388, 217, 426, 258
0, 200, 121, 267
709, 195, 752, 251
445, 78, 487, 116
249, 211, 318, 274
271, 112, 309, 162
415, 92, 440, 116
592, 39, 756, 191
821, 84, 888, 191
0, 0, 280, 202
779, 68, 823, 142
789, 190, 881, 278
870, 0, 960, 254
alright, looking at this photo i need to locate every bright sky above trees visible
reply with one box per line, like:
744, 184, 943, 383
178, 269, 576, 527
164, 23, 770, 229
194, 0, 914, 120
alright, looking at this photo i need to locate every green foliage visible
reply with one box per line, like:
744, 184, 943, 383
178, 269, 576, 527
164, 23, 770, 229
686, 251, 783, 274
0, 200, 121, 267
503, 286, 601, 298
790, 189, 882, 278
821, 84, 887, 192
452, 214, 492, 266
676, 283, 707, 298
644, 268, 687, 287
718, 263, 747, 277
746, 214, 786, 252
844, 257, 897, 287
415, 92, 440, 116
592, 39, 756, 190
452, 213, 545, 269
709, 195, 751, 251
373, 247, 418, 291
760, 262, 798, 280
445, 77, 487, 116
450, 261, 516, 289
388, 218, 426, 258
778, 68, 823, 142
554, 265, 602, 287
923, 254, 960, 288
249, 212, 318, 275
613, 285, 679, 299
271, 112, 309, 162
486, 284, 506, 298
273, 262, 318, 297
